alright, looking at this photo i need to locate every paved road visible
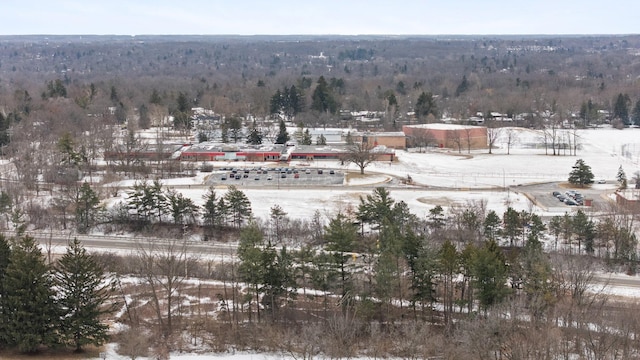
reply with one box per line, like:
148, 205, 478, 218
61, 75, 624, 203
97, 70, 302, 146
7, 230, 237, 258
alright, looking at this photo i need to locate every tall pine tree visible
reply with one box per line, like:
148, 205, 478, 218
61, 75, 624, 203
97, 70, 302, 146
55, 238, 115, 352
3, 236, 60, 353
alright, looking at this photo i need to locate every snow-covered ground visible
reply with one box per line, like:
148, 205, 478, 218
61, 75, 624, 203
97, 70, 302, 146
104, 126, 640, 223
86, 127, 640, 360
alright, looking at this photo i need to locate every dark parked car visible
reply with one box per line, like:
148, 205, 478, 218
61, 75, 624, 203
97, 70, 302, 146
552, 191, 561, 197
329, 170, 335, 175
557, 194, 567, 202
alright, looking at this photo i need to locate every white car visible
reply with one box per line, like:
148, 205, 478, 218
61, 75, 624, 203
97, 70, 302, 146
597, 179, 606, 184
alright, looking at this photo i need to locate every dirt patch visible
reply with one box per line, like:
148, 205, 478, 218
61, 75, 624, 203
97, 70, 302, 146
416, 196, 462, 207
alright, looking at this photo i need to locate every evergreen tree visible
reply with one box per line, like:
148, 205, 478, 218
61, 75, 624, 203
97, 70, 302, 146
224, 186, 252, 228
427, 205, 446, 231
502, 207, 522, 246
357, 187, 395, 233
439, 240, 458, 327
300, 129, 313, 145
237, 223, 265, 322
149, 88, 162, 105
403, 229, 435, 314
202, 187, 227, 234
55, 238, 115, 352
316, 134, 327, 145
483, 210, 501, 241
165, 189, 199, 225
260, 244, 297, 319
75, 182, 102, 233
617, 165, 627, 189
572, 210, 596, 254
226, 117, 243, 143
246, 121, 263, 145
613, 93, 630, 123
138, 103, 151, 129
415, 91, 438, 120
3, 236, 60, 353
520, 234, 555, 320
568, 159, 594, 187
324, 212, 357, 299
0, 234, 11, 344
311, 76, 338, 114
472, 239, 509, 312
275, 120, 290, 144
632, 99, 640, 126
454, 75, 469, 97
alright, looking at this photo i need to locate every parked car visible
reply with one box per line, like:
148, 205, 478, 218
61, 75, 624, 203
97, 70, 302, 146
234, 174, 241, 180
317, 169, 323, 174
254, 176, 260, 180
281, 173, 287, 178
221, 175, 227, 180
267, 175, 273, 181
557, 194, 567, 202
329, 170, 335, 175
597, 179, 606, 184
552, 191, 561, 197
294, 173, 300, 178
565, 198, 578, 206
305, 169, 311, 174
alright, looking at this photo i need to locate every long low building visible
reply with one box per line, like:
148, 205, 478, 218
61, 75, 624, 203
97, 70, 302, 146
180, 144, 285, 162
179, 143, 395, 162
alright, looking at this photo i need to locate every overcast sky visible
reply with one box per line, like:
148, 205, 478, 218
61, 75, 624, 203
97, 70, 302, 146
1, 0, 638, 36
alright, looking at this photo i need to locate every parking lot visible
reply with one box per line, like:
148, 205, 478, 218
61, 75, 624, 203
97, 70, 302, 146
205, 167, 344, 187
517, 182, 613, 211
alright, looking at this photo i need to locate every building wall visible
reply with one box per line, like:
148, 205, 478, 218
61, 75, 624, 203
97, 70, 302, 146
352, 134, 406, 149
403, 125, 488, 150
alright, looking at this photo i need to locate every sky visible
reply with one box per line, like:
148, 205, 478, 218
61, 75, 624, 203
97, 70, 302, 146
1, 0, 638, 36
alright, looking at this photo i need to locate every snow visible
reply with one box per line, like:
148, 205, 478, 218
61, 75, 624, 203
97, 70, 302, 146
102, 127, 640, 223
85, 126, 640, 359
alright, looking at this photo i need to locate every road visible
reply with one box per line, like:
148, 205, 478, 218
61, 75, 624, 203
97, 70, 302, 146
7, 230, 238, 259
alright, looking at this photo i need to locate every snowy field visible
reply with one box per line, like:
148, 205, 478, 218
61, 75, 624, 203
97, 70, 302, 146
105, 126, 640, 223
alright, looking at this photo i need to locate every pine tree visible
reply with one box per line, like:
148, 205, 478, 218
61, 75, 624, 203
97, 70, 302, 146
472, 239, 509, 312
311, 76, 338, 114
237, 223, 265, 322
75, 182, 102, 233
3, 236, 60, 353
568, 159, 594, 187
55, 238, 115, 352
246, 121, 263, 145
300, 129, 313, 145
224, 185, 252, 228
617, 165, 627, 189
202, 187, 227, 236
0, 234, 11, 344
483, 210, 501, 241
275, 120, 289, 144
324, 212, 357, 299
632, 99, 640, 126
